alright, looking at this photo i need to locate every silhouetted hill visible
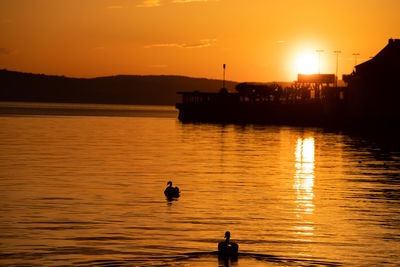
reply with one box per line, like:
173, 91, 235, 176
0, 69, 238, 105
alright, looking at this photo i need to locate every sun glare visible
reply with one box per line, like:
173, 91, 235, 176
296, 54, 319, 74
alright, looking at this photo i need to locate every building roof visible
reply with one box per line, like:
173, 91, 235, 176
355, 38, 400, 77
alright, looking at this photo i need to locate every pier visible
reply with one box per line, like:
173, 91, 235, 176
176, 39, 399, 127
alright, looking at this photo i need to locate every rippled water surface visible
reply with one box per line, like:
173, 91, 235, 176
0, 102, 400, 266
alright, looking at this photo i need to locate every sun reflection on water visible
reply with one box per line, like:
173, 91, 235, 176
293, 137, 315, 239
294, 137, 315, 212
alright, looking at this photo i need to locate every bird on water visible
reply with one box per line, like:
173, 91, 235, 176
164, 181, 180, 198
218, 231, 239, 257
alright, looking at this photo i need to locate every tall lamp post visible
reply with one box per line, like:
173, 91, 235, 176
333, 50, 341, 88
316, 50, 324, 74
352, 53, 360, 70
222, 64, 226, 89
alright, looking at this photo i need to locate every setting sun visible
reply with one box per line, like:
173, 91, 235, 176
1, 0, 400, 266
296, 53, 319, 74
0, 0, 399, 81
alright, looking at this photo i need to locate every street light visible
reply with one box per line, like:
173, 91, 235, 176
316, 50, 324, 74
222, 64, 226, 89
333, 50, 341, 88
352, 53, 360, 69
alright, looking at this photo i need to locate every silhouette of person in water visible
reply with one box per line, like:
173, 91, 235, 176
164, 181, 180, 199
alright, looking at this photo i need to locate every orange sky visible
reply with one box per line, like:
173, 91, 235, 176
0, 0, 399, 82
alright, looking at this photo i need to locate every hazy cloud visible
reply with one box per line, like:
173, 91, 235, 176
276, 40, 286, 44
145, 39, 216, 49
0, 48, 12, 55
107, 5, 124, 8
137, 0, 161, 7
145, 44, 178, 48
181, 39, 216, 48
0, 18, 12, 24
172, 0, 218, 3
149, 64, 168, 68
136, 0, 217, 7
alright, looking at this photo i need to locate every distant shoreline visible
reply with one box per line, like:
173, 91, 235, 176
0, 69, 239, 106
0, 101, 178, 118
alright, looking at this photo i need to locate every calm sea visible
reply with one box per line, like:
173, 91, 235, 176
0, 102, 399, 266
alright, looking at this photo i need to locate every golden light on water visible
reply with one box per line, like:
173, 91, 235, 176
293, 137, 315, 241
1, 112, 400, 265
294, 137, 315, 214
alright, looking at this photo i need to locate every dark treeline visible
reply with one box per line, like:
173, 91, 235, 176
0, 69, 238, 105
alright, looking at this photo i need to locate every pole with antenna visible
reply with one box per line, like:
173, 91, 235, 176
316, 50, 324, 74
333, 50, 341, 88
223, 64, 226, 89
352, 53, 360, 70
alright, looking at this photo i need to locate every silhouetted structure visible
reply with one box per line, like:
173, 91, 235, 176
218, 231, 239, 257
343, 38, 400, 125
164, 181, 180, 199
177, 39, 400, 128
176, 75, 345, 125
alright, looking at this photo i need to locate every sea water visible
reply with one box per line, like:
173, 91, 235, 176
0, 102, 399, 266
